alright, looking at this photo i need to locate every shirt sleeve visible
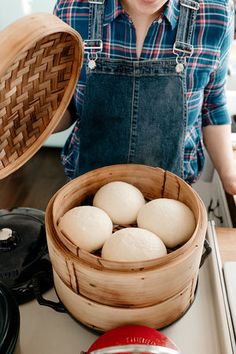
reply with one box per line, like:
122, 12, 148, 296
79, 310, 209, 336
53, 0, 83, 121
202, 0, 235, 126
53, 0, 68, 20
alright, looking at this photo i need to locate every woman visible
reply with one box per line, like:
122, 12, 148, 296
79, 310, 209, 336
54, 0, 236, 195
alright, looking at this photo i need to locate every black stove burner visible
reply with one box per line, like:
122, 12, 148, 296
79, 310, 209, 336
0, 207, 53, 304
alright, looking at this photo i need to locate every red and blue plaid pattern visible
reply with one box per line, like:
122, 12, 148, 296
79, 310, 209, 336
54, 0, 234, 182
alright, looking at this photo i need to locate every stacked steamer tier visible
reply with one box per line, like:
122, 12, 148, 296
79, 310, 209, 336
45, 164, 208, 332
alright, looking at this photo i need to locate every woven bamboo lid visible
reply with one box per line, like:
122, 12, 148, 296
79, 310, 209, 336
0, 13, 84, 179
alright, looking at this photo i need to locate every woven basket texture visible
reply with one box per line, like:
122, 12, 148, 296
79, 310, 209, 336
0, 30, 79, 176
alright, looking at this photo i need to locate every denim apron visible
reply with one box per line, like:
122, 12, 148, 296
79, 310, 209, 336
76, 0, 199, 178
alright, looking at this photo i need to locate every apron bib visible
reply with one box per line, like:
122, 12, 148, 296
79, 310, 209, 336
76, 0, 199, 178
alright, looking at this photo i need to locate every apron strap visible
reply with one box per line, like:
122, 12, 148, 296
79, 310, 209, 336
84, 0, 105, 68
173, 0, 199, 65
85, 0, 199, 70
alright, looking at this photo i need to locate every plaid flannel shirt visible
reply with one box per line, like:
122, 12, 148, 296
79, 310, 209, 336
54, 0, 234, 182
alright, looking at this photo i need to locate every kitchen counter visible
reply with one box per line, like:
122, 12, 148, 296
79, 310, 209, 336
215, 226, 236, 354
18, 252, 227, 354
17, 223, 236, 354
216, 227, 236, 264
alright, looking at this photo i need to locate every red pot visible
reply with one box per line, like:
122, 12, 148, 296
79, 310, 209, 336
86, 325, 181, 354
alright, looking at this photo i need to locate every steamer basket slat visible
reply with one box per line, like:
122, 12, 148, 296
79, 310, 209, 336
53, 270, 197, 332
45, 164, 208, 331
0, 13, 84, 179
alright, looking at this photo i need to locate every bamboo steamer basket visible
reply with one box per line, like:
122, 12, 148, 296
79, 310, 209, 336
0, 13, 84, 179
45, 164, 208, 331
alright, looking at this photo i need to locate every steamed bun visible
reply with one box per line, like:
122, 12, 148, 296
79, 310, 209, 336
101, 227, 167, 261
137, 198, 195, 248
58, 206, 113, 252
93, 181, 145, 225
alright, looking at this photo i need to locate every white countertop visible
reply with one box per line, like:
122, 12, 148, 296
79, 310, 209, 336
19, 224, 236, 354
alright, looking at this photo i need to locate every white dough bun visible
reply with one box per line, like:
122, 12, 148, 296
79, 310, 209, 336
137, 198, 196, 248
93, 181, 145, 225
101, 227, 167, 261
58, 206, 113, 252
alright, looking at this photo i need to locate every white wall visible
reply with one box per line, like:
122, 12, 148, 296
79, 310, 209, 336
0, 0, 55, 30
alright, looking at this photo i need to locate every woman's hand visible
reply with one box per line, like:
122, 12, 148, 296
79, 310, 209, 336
203, 124, 236, 195
53, 109, 73, 133
220, 166, 236, 195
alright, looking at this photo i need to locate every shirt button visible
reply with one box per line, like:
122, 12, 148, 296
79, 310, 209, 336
157, 17, 163, 24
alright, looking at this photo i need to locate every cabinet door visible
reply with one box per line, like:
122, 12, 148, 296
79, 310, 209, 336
208, 172, 233, 227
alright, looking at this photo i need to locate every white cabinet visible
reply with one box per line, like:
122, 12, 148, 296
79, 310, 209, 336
193, 171, 233, 228
208, 172, 233, 227
193, 147, 234, 228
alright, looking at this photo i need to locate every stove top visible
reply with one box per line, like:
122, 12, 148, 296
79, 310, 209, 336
0, 207, 53, 304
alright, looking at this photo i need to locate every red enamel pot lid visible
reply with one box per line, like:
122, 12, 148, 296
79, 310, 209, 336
86, 325, 180, 354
